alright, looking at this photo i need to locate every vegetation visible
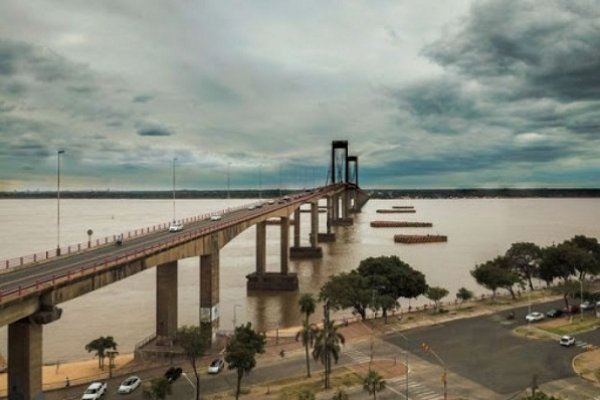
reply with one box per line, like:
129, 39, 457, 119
312, 319, 345, 389
85, 336, 117, 369
296, 293, 318, 378
471, 257, 520, 300
142, 377, 171, 400
504, 242, 542, 291
362, 370, 386, 400
331, 389, 349, 400
297, 388, 316, 400
225, 322, 266, 400
175, 325, 209, 400
425, 286, 449, 312
521, 391, 561, 400
455, 287, 473, 308
320, 256, 427, 323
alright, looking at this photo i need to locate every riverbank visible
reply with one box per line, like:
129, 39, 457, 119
2, 286, 584, 398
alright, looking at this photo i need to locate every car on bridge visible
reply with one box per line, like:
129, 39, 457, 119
210, 214, 222, 221
169, 222, 184, 232
81, 381, 107, 399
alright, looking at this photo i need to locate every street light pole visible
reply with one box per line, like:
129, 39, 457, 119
172, 157, 177, 222
258, 164, 262, 200
227, 162, 231, 199
422, 342, 447, 400
580, 275, 584, 321
56, 149, 65, 255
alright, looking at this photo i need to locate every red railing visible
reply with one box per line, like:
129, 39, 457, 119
0, 187, 338, 305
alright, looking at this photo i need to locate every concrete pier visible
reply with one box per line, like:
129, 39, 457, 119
8, 320, 43, 400
200, 252, 220, 342
156, 261, 178, 340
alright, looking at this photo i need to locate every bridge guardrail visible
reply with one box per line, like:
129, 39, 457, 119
0, 186, 340, 305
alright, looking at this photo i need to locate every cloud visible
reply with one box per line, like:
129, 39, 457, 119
132, 94, 153, 103
136, 124, 173, 137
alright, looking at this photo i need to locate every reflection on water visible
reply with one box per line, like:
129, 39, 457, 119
0, 198, 599, 362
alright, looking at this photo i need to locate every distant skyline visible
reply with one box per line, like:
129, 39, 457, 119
1, 0, 599, 190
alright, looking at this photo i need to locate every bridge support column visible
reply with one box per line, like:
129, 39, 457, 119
332, 190, 354, 226
291, 202, 323, 259
247, 217, 298, 291
200, 251, 220, 342
318, 196, 336, 243
256, 221, 266, 274
293, 208, 301, 247
156, 261, 178, 340
8, 320, 43, 400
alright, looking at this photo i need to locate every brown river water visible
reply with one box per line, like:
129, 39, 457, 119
1, 198, 599, 362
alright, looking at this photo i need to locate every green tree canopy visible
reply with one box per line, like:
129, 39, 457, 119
363, 370, 386, 400
85, 336, 117, 369
425, 286, 449, 312
505, 242, 542, 290
225, 323, 266, 400
456, 287, 473, 308
312, 319, 345, 389
176, 326, 209, 400
320, 271, 371, 320
142, 377, 171, 400
471, 257, 521, 300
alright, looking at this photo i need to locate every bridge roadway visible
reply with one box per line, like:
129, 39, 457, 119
0, 183, 347, 319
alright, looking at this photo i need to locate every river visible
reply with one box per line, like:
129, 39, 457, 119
0, 197, 599, 362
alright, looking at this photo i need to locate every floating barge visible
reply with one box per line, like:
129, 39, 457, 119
376, 209, 416, 214
394, 234, 447, 244
392, 206, 414, 209
371, 221, 432, 228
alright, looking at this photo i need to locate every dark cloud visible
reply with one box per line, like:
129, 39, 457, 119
0, 101, 15, 113
137, 125, 173, 136
132, 94, 153, 103
424, 0, 600, 101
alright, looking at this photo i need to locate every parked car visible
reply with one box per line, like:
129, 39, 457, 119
164, 367, 183, 383
81, 382, 107, 400
118, 376, 141, 394
559, 335, 575, 347
168, 222, 184, 232
208, 358, 225, 374
580, 301, 594, 310
563, 304, 580, 314
546, 309, 563, 318
210, 214, 222, 221
525, 312, 544, 322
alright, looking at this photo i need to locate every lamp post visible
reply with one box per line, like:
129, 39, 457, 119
421, 342, 447, 400
580, 276, 584, 321
172, 157, 177, 223
56, 149, 65, 255
258, 164, 262, 200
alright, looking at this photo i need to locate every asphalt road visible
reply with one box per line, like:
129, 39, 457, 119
383, 298, 600, 395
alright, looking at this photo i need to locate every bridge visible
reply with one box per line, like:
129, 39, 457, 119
0, 141, 369, 399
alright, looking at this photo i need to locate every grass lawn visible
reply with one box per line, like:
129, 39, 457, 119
541, 316, 600, 336
275, 367, 362, 400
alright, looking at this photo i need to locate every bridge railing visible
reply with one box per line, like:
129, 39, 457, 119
0, 187, 336, 303
0, 197, 274, 273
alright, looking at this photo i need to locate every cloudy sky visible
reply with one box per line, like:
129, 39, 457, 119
1, 0, 599, 190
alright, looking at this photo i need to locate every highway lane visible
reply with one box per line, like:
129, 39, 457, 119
0, 189, 333, 296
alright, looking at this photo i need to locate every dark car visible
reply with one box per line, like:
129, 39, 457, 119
546, 309, 563, 318
164, 367, 182, 383
563, 304, 580, 314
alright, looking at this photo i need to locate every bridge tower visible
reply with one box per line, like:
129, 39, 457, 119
331, 140, 349, 184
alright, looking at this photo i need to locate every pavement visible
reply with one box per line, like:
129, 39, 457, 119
3, 291, 600, 399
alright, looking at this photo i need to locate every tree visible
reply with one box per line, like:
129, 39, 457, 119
471, 257, 520, 300
296, 293, 317, 377
320, 272, 371, 320
521, 391, 561, 400
175, 326, 209, 400
363, 370, 386, 400
297, 388, 316, 400
425, 286, 449, 312
564, 236, 600, 279
85, 336, 117, 369
456, 287, 473, 308
331, 389, 349, 400
356, 256, 427, 322
312, 319, 345, 389
225, 323, 266, 400
505, 242, 542, 290
142, 377, 171, 400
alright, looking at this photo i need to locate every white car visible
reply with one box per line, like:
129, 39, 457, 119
247, 205, 256, 210
81, 382, 107, 400
559, 335, 575, 347
210, 214, 222, 221
208, 358, 225, 374
525, 312, 544, 322
169, 222, 184, 232
267, 199, 275, 205
118, 375, 141, 394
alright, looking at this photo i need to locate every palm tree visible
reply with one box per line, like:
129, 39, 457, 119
363, 370, 386, 400
85, 336, 117, 369
297, 293, 317, 377
312, 320, 345, 389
